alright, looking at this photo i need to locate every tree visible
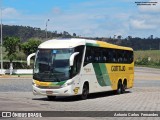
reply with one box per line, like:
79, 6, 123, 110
62, 31, 71, 38
73, 33, 76, 37
21, 38, 42, 56
127, 36, 132, 40
3, 36, 20, 62
117, 35, 122, 40
3, 37, 20, 73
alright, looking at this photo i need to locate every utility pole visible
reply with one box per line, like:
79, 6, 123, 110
45, 19, 50, 40
0, 3, 3, 75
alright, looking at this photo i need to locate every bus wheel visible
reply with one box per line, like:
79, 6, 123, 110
122, 80, 127, 93
121, 84, 125, 94
47, 96, 56, 101
81, 83, 89, 100
117, 82, 123, 94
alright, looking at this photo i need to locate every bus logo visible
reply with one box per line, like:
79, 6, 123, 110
111, 66, 126, 71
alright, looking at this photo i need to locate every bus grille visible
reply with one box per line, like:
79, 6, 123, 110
37, 86, 61, 89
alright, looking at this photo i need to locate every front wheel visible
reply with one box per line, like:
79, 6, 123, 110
81, 84, 89, 100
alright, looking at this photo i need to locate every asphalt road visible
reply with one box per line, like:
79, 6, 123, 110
0, 67, 160, 120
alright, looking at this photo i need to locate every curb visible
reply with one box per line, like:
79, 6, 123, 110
0, 75, 32, 78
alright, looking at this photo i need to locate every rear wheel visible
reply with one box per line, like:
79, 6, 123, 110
47, 96, 56, 100
121, 84, 125, 94
122, 80, 127, 93
81, 84, 89, 100
122, 84, 126, 93
117, 81, 123, 94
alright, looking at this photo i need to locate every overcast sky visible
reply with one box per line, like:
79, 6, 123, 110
1, 0, 160, 38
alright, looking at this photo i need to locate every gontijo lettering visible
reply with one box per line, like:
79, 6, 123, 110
111, 66, 125, 71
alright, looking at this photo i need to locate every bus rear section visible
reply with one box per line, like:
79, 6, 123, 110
81, 41, 134, 94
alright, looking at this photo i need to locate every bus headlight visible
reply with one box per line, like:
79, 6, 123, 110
32, 82, 35, 85
62, 81, 74, 87
67, 81, 74, 86
32, 82, 39, 87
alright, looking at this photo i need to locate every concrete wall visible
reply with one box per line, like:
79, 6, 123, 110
0, 69, 33, 74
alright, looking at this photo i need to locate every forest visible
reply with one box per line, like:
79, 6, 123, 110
2, 25, 160, 51
1, 24, 160, 69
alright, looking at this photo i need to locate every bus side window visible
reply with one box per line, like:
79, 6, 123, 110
121, 50, 133, 63
117, 50, 122, 63
123, 51, 127, 63
103, 49, 108, 63
131, 51, 134, 63
94, 48, 99, 62
109, 49, 116, 62
108, 49, 112, 62
121, 50, 125, 63
84, 46, 91, 66
113, 50, 118, 62
128, 51, 133, 63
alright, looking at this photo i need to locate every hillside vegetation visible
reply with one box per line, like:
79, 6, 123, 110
3, 25, 74, 42
1, 25, 160, 69
2, 25, 160, 50
134, 50, 160, 68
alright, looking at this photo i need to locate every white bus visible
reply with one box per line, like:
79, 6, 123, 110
27, 38, 134, 100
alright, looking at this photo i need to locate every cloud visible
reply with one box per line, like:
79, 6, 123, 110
2, 7, 48, 27
2, 0, 160, 38
129, 1, 160, 31
130, 19, 156, 29
0, 1, 136, 38
2, 8, 20, 18
52, 7, 62, 15
48, 12, 99, 35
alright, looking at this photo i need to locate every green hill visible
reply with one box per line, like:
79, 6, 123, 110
2, 25, 74, 42
134, 50, 160, 68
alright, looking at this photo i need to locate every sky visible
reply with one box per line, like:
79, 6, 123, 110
1, 0, 160, 38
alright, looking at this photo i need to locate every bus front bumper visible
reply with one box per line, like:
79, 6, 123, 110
32, 85, 75, 96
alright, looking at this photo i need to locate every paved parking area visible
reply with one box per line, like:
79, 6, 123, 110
0, 67, 160, 120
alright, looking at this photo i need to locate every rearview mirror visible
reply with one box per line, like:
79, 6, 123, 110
69, 52, 79, 66
27, 53, 36, 66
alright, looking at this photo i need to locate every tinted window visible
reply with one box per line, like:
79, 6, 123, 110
84, 46, 133, 66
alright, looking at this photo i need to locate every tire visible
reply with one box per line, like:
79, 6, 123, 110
117, 82, 122, 94
122, 80, 127, 93
81, 84, 89, 100
122, 83, 126, 93
121, 84, 125, 94
47, 96, 56, 100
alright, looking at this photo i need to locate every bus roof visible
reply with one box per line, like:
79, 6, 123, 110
38, 38, 133, 51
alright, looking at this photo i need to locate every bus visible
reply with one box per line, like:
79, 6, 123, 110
27, 38, 134, 100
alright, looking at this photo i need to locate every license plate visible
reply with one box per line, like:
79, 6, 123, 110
46, 91, 53, 94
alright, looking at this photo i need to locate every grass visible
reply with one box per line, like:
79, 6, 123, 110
134, 50, 160, 61
134, 50, 160, 69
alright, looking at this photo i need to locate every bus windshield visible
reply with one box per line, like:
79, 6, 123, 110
33, 48, 74, 82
